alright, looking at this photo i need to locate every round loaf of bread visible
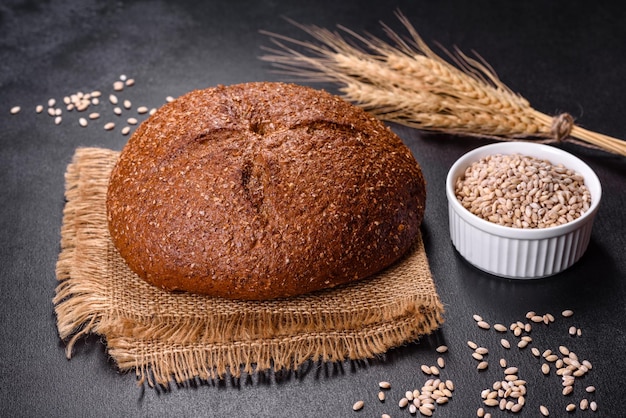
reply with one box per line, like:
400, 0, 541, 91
106, 82, 426, 300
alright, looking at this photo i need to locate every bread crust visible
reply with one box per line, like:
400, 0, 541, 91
106, 82, 426, 300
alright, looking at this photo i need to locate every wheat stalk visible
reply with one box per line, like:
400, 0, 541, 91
260, 12, 626, 156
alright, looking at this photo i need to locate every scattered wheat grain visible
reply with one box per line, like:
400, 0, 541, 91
504, 367, 518, 375
483, 398, 499, 407
419, 406, 433, 416
352, 400, 364, 411
477, 321, 490, 330
493, 323, 507, 332
580, 398, 589, 410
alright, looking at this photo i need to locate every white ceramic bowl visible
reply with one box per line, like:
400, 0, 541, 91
446, 142, 602, 279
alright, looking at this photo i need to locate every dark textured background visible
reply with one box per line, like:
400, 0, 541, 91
1, 1, 625, 417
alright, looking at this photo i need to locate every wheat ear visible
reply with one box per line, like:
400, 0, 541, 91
260, 13, 626, 156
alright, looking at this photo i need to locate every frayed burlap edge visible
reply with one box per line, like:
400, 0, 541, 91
54, 148, 118, 358
110, 315, 436, 386
54, 147, 444, 387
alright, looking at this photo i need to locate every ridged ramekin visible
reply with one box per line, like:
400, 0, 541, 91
446, 142, 602, 279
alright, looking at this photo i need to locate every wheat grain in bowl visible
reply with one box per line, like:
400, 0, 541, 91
454, 153, 591, 229
446, 142, 601, 279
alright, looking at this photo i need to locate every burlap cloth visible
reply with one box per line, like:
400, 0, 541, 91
54, 147, 444, 387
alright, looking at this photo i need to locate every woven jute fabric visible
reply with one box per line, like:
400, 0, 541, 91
54, 147, 444, 387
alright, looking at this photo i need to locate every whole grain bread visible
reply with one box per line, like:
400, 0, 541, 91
106, 82, 426, 300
